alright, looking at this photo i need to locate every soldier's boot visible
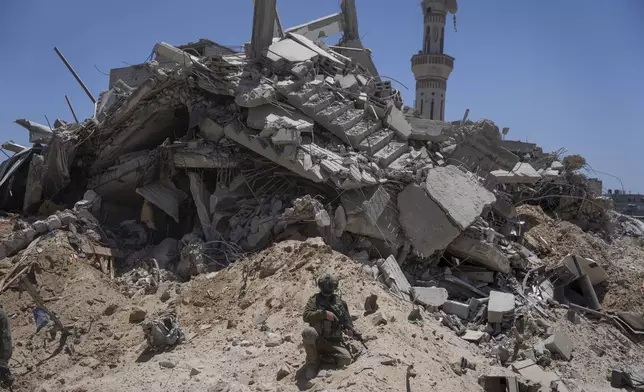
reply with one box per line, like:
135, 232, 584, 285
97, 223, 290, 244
302, 327, 320, 380
0, 367, 13, 386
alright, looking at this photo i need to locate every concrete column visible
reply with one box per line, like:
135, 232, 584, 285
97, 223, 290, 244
250, 0, 278, 59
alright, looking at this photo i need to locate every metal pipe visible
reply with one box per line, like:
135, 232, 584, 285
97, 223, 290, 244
65, 95, 80, 123
53, 47, 96, 104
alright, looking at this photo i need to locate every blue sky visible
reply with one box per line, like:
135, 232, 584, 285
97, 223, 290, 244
0, 0, 642, 192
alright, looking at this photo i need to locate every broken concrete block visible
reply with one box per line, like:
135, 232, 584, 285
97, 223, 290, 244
511, 358, 562, 389
371, 312, 388, 326
200, 117, 225, 142
385, 106, 411, 140
376, 255, 411, 299
478, 375, 520, 392
442, 300, 470, 320
397, 184, 460, 257
315, 210, 331, 227
544, 330, 573, 361
561, 254, 608, 285
488, 291, 515, 324
566, 310, 581, 325
462, 330, 487, 344
447, 235, 511, 274
454, 266, 495, 283
32, 220, 48, 234
45, 215, 63, 230
491, 162, 541, 184
410, 287, 448, 309
425, 166, 496, 230
56, 210, 77, 226
266, 38, 318, 63
333, 205, 346, 237
343, 186, 402, 246
271, 128, 302, 145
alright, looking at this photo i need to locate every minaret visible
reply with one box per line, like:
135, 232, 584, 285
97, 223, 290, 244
411, 0, 457, 121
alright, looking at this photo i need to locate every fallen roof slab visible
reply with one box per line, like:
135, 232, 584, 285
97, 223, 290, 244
425, 165, 497, 230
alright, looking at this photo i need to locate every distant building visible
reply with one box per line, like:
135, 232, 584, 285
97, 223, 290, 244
607, 189, 644, 217
108, 39, 235, 89
411, 0, 458, 121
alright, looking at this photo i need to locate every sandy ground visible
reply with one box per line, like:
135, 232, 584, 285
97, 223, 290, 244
1, 230, 643, 392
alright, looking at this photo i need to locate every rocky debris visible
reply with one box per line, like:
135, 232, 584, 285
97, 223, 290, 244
363, 294, 378, 314
276, 364, 291, 381
0, 3, 637, 391
488, 291, 515, 324
544, 330, 573, 361
159, 361, 176, 369
129, 307, 147, 323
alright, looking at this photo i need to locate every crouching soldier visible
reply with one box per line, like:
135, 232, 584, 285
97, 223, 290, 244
301, 273, 362, 379
0, 305, 13, 386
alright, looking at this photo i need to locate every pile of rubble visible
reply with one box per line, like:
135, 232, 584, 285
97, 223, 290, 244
0, 1, 642, 390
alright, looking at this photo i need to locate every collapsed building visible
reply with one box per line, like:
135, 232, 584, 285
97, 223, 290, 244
1, 2, 644, 390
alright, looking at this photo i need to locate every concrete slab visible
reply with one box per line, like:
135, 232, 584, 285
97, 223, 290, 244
343, 186, 402, 246
454, 266, 495, 283
405, 116, 451, 141
544, 330, 573, 361
410, 287, 448, 308
491, 162, 542, 184
488, 291, 515, 323
442, 300, 470, 320
397, 184, 460, 257
377, 255, 411, 299
448, 235, 511, 274
561, 254, 608, 285
385, 107, 411, 140
425, 166, 496, 231
266, 39, 318, 63
462, 330, 486, 343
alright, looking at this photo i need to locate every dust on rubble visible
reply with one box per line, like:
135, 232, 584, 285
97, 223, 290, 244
518, 204, 644, 314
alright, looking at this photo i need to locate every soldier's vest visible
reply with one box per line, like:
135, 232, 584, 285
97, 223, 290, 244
315, 294, 346, 340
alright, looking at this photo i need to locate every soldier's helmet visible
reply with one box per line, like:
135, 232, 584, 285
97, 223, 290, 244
317, 273, 338, 296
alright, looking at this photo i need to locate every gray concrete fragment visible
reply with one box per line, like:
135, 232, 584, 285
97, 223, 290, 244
376, 255, 411, 299
488, 291, 515, 324
14, 119, 53, 143
56, 210, 77, 226
343, 186, 402, 246
32, 220, 48, 234
491, 162, 541, 184
397, 184, 460, 257
136, 181, 188, 223
544, 330, 573, 361
153, 42, 201, 68
461, 330, 486, 343
425, 166, 496, 230
1, 141, 26, 153
315, 210, 331, 227
333, 205, 346, 237
561, 254, 608, 285
411, 287, 448, 308
447, 235, 511, 274
271, 128, 301, 145
23, 154, 45, 213
46, 215, 62, 230
384, 106, 411, 140
247, 105, 315, 130
405, 116, 451, 141
266, 39, 318, 63
284, 13, 343, 42
188, 172, 215, 242
442, 300, 470, 320
200, 118, 225, 142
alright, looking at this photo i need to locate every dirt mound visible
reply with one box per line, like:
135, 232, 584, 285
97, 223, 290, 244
2, 232, 643, 392
518, 205, 644, 314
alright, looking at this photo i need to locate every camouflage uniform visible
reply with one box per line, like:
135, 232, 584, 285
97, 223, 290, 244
301, 292, 353, 368
0, 305, 13, 385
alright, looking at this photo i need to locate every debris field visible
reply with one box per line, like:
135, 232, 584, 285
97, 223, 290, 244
1, 1, 644, 391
